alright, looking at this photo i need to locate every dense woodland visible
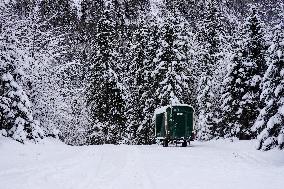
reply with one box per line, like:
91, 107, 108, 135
0, 0, 283, 151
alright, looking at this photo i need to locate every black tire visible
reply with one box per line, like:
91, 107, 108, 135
163, 139, 169, 147
182, 140, 187, 147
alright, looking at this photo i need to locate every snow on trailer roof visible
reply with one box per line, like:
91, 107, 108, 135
154, 104, 195, 116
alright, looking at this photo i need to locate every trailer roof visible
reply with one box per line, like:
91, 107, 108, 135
154, 104, 195, 116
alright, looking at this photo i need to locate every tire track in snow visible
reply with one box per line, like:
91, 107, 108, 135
103, 145, 158, 189
0, 152, 82, 177
26, 149, 97, 189
135, 146, 157, 189
78, 145, 131, 189
0, 148, 91, 189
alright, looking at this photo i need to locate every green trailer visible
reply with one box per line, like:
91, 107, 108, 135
154, 104, 195, 147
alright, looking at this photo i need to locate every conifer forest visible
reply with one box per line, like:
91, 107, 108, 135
1, 0, 284, 151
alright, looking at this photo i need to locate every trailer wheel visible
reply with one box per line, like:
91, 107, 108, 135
163, 139, 169, 147
182, 140, 187, 147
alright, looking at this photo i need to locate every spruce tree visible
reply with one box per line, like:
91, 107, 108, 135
88, 1, 125, 145
219, 5, 267, 140
219, 39, 247, 138
0, 43, 43, 143
0, 72, 43, 143
134, 20, 161, 145
153, 15, 190, 107
236, 5, 267, 139
125, 21, 151, 144
0, 4, 45, 143
196, 0, 225, 140
252, 8, 284, 150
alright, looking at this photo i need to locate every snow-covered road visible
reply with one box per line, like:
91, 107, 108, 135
0, 137, 284, 189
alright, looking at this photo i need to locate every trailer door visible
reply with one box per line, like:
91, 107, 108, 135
174, 112, 186, 138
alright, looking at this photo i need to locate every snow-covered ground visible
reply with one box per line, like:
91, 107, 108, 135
0, 137, 284, 189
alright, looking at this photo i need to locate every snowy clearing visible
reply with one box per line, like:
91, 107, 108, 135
0, 137, 284, 189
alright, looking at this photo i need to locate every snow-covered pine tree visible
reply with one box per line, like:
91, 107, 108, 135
153, 14, 190, 107
236, 5, 267, 139
125, 20, 151, 144
0, 72, 43, 143
252, 5, 284, 150
196, 0, 225, 140
0, 32, 43, 143
133, 19, 162, 145
219, 37, 247, 138
125, 17, 164, 145
178, 20, 198, 106
219, 5, 267, 140
87, 0, 126, 145
0, 3, 46, 143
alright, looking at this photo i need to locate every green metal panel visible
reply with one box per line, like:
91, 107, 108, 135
188, 112, 193, 135
155, 113, 164, 137
155, 114, 161, 137
173, 112, 186, 138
